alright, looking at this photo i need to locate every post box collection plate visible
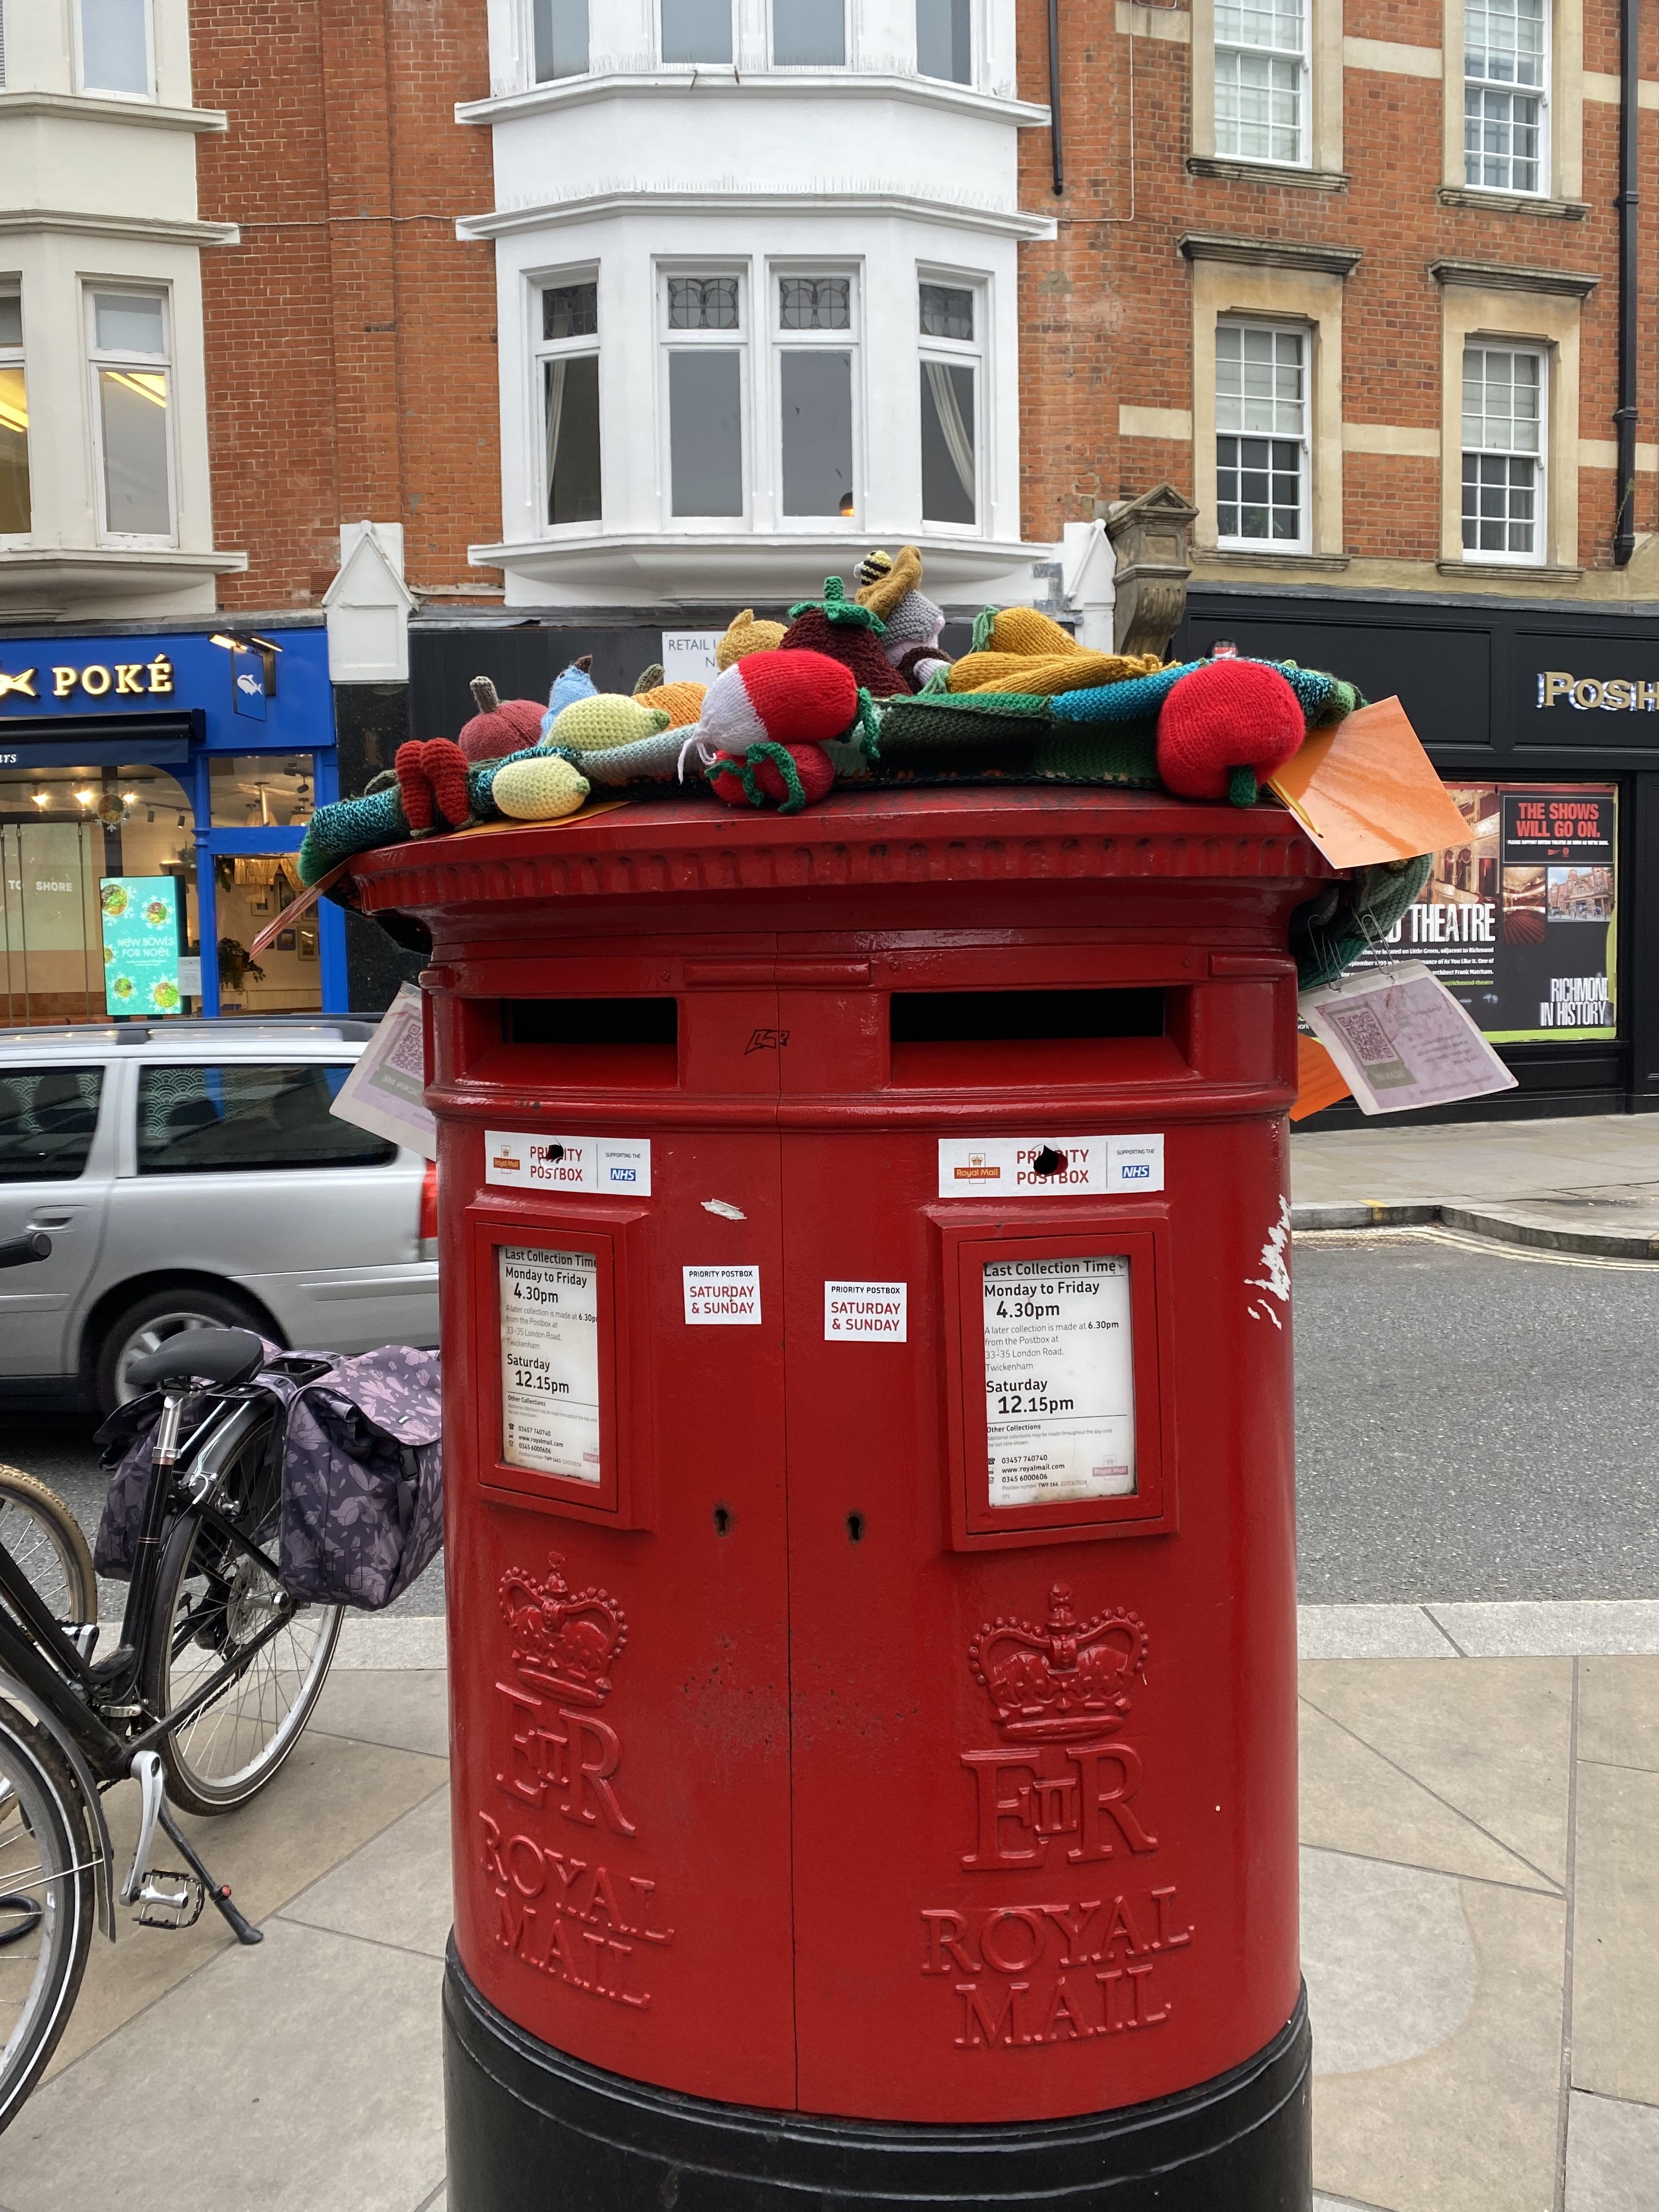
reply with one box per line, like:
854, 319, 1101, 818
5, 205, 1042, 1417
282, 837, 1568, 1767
354, 788, 1322, 2211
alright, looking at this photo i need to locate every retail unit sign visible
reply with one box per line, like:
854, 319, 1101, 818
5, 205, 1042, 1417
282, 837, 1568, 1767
1537, 670, 1659, 713
99, 876, 180, 1017
1346, 783, 1616, 1041
485, 1131, 652, 1194
937, 1136, 1163, 1198
498, 1246, 602, 1484
982, 1256, 1136, 1507
0, 654, 176, 707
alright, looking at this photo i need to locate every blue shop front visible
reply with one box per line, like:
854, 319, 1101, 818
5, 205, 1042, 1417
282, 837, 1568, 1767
0, 622, 347, 1026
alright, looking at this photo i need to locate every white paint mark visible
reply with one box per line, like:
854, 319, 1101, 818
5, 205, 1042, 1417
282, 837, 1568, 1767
1245, 1194, 1293, 1327
702, 1199, 746, 1221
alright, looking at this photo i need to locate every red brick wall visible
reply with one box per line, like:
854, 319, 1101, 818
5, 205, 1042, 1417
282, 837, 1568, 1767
192, 0, 502, 611
1015, 0, 1659, 574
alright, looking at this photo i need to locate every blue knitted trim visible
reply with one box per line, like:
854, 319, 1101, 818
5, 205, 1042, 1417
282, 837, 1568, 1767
1278, 664, 1341, 721
1048, 662, 1201, 725
305, 786, 404, 862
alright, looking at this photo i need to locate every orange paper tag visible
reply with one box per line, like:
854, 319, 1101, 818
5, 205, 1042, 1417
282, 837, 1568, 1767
1290, 1032, 1352, 1121
1268, 697, 1468, 869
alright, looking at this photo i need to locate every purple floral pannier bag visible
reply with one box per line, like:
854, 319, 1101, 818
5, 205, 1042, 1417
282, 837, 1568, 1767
95, 1344, 442, 1613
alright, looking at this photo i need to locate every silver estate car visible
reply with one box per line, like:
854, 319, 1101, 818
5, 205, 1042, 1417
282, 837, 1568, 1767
0, 1018, 438, 1413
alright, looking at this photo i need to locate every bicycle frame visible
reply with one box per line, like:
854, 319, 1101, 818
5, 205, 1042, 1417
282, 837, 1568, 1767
0, 1385, 304, 1787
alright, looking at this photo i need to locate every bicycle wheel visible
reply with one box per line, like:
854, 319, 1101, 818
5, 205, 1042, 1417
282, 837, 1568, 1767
0, 1699, 95, 2135
0, 1468, 97, 1629
142, 1483, 341, 1819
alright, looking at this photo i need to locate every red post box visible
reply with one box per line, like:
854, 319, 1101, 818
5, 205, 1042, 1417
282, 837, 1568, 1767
352, 786, 1329, 2211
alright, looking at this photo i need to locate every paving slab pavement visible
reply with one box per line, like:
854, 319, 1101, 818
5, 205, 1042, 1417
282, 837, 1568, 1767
4, 1634, 1655, 2212
1290, 1112, 1659, 1257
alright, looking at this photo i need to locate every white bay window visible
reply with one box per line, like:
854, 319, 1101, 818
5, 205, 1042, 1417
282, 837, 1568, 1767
661, 0, 732, 64
776, 275, 857, 521
916, 0, 973, 84
77, 0, 153, 97
88, 288, 174, 544
919, 280, 979, 529
664, 273, 746, 519
774, 0, 845, 65
538, 276, 602, 526
0, 288, 28, 540
532, 0, 589, 82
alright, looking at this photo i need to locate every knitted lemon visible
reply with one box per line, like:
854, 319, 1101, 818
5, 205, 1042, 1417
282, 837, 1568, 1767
490, 754, 591, 821
544, 696, 672, 753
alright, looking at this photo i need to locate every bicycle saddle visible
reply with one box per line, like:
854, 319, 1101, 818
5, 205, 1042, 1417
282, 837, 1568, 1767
125, 1328, 264, 1392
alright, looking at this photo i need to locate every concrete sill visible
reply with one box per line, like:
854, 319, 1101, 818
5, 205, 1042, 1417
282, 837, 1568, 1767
1437, 560, 1584, 581
1437, 185, 1590, 220
1197, 550, 1352, 572
1186, 155, 1350, 190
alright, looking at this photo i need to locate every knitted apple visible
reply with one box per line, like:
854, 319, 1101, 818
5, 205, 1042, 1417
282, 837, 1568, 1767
707, 741, 837, 816
1155, 657, 1307, 805
457, 676, 548, 765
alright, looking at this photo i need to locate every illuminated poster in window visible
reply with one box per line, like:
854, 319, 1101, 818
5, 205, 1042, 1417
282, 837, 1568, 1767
99, 874, 180, 1017
1345, 784, 1616, 1042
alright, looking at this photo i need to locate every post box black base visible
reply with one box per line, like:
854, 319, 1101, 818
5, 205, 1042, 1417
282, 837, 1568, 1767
444, 1946, 1312, 2211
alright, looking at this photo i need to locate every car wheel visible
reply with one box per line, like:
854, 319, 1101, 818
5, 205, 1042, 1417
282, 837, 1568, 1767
93, 1288, 273, 1417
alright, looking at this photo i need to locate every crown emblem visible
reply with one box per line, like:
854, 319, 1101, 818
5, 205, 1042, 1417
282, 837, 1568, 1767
969, 1585, 1148, 1741
499, 1553, 627, 1708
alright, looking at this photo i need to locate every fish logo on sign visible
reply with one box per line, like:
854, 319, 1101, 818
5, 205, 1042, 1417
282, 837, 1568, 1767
0, 668, 38, 701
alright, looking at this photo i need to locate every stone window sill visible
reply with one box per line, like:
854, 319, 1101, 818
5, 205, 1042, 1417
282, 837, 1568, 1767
1187, 155, 1350, 191
1437, 186, 1590, 221
1197, 550, 1352, 572
1437, 559, 1584, 581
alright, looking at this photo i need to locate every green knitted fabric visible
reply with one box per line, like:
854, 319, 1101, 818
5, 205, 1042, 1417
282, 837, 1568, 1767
1295, 854, 1435, 989
1024, 720, 1161, 787
787, 574, 884, 631
876, 691, 1052, 757
299, 786, 408, 883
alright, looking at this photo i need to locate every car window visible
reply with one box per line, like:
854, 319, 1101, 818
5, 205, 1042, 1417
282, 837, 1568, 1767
0, 1066, 104, 1182
136, 1063, 396, 1174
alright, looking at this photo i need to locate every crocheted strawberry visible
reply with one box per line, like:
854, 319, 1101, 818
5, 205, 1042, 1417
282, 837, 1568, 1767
1155, 657, 1307, 805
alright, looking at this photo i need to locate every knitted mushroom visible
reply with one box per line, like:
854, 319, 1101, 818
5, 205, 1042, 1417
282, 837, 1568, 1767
457, 676, 549, 765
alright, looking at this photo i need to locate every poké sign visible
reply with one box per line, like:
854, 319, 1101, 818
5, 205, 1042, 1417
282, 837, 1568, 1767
0, 653, 176, 707
99, 876, 182, 1017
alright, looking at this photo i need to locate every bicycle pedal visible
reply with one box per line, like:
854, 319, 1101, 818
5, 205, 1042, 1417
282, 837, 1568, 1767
135, 1871, 206, 1930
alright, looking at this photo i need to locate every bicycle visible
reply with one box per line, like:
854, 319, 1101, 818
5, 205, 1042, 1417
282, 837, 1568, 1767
0, 1230, 343, 2130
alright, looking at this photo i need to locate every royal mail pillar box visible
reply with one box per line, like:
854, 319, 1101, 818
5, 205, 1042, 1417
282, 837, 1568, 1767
352, 786, 1330, 2212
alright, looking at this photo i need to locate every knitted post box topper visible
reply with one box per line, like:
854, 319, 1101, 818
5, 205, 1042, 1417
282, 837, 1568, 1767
716, 610, 787, 670
395, 737, 471, 831
779, 577, 910, 698
490, 753, 591, 821
1155, 657, 1307, 806
544, 695, 673, 753
457, 676, 549, 764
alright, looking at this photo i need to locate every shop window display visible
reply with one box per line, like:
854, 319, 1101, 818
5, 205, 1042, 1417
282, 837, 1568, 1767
212, 855, 321, 1017
0, 766, 198, 1027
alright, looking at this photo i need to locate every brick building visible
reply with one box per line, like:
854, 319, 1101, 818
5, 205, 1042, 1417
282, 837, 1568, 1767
2, 0, 1656, 1107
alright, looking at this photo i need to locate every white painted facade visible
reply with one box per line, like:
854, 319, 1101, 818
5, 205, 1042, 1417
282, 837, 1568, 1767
0, 0, 245, 616
459, 0, 1055, 609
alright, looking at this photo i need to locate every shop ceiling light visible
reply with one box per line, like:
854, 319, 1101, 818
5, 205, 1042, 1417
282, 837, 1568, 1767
74, 788, 95, 807
209, 629, 282, 698
30, 791, 49, 809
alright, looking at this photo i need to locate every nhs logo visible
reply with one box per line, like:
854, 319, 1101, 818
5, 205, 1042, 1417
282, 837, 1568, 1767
1121, 1162, 1151, 1181
607, 1167, 637, 1184
1106, 1135, 1165, 1193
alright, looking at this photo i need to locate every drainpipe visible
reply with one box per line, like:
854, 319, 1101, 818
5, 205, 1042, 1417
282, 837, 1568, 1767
1613, 0, 1639, 565
1047, 0, 1064, 194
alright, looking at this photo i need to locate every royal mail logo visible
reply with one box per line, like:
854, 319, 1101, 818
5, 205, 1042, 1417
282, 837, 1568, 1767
955, 1153, 1002, 1182
492, 1147, 522, 1174
970, 1584, 1149, 1742
499, 1553, 627, 1709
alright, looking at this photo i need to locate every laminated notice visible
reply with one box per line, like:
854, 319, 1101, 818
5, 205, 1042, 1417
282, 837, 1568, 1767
938, 1136, 1163, 1199
824, 1281, 907, 1341
684, 1265, 761, 1325
499, 1246, 602, 1483
983, 1256, 1136, 1506
486, 1131, 651, 1194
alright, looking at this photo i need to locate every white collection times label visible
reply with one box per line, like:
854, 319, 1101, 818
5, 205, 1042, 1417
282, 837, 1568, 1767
499, 1247, 602, 1484
937, 1136, 1163, 1199
486, 1132, 651, 1195
983, 1256, 1136, 1507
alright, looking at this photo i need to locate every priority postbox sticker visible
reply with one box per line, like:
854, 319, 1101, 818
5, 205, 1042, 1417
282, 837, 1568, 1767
825, 1281, 907, 1341
936, 1136, 1164, 1198
485, 1131, 652, 1195
684, 1265, 761, 1325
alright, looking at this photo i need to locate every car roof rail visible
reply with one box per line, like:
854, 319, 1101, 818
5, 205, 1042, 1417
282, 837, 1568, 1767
0, 1014, 382, 1048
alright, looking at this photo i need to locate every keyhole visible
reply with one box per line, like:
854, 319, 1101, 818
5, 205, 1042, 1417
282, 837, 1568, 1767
1032, 1145, 1068, 1177
846, 1512, 865, 1543
546, 1142, 565, 1162
713, 1504, 731, 1535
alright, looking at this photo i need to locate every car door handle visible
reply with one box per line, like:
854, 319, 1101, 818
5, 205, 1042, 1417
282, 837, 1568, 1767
28, 1214, 75, 1229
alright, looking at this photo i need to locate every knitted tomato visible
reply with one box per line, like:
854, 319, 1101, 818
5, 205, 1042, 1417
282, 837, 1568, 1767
707, 741, 837, 815
695, 648, 858, 756
457, 676, 548, 765
1155, 657, 1306, 805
